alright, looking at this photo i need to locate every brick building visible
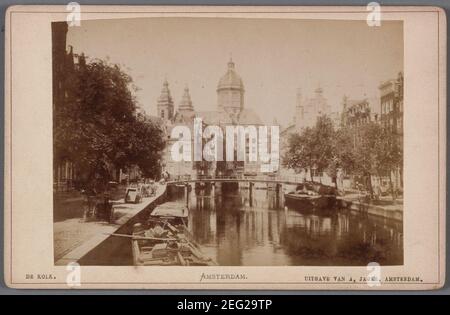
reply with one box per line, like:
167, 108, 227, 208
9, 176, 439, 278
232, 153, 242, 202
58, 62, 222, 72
52, 22, 86, 191
379, 72, 404, 189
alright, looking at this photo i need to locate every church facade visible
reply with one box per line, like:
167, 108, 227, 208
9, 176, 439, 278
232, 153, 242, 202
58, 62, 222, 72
279, 86, 337, 184
158, 59, 264, 179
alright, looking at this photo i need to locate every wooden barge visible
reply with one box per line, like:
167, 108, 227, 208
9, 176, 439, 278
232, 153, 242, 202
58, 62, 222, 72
284, 182, 337, 211
130, 202, 216, 266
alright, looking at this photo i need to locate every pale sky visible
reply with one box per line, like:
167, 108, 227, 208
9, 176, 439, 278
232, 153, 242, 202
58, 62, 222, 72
67, 18, 403, 126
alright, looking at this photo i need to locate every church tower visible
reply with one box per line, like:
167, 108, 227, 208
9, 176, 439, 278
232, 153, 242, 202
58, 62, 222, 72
157, 80, 174, 121
217, 58, 245, 115
314, 85, 330, 115
178, 86, 195, 119
295, 88, 304, 127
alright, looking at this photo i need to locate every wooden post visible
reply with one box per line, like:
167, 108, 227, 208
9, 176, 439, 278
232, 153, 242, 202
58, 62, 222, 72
249, 182, 253, 207
276, 183, 281, 208
185, 183, 189, 208
211, 182, 215, 211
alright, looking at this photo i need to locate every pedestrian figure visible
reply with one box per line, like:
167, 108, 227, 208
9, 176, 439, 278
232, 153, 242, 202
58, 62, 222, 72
81, 185, 97, 222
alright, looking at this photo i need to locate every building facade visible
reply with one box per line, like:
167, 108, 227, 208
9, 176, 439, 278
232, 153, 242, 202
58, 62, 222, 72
279, 87, 334, 183
340, 96, 374, 150
294, 87, 331, 131
379, 72, 404, 190
160, 82, 197, 178
53, 21, 142, 188
379, 72, 404, 148
52, 21, 86, 191
160, 59, 266, 179
341, 96, 372, 129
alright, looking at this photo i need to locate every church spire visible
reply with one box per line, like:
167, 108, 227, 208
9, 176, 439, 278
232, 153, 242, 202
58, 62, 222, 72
159, 79, 172, 102
315, 84, 323, 96
228, 56, 235, 69
296, 88, 302, 108
157, 79, 174, 120
179, 85, 194, 113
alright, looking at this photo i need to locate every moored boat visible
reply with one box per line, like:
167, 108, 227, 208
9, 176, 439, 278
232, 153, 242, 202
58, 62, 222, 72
284, 182, 336, 211
149, 201, 189, 226
130, 202, 216, 266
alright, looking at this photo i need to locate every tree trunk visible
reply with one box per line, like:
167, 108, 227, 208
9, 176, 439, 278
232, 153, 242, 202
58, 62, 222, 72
310, 168, 313, 182
400, 167, 403, 189
389, 171, 396, 201
367, 174, 374, 200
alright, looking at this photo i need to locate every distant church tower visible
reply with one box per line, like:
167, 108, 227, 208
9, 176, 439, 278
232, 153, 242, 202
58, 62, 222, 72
178, 86, 195, 118
295, 88, 304, 125
217, 58, 245, 116
157, 80, 174, 121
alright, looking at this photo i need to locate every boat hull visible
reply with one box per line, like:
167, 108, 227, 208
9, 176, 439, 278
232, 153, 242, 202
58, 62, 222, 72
284, 193, 336, 211
131, 204, 217, 266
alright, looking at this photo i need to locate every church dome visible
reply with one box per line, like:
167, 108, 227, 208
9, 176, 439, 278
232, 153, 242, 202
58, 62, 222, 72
217, 58, 244, 91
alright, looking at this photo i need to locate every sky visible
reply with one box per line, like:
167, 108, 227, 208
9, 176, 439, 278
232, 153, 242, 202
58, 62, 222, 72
67, 18, 403, 126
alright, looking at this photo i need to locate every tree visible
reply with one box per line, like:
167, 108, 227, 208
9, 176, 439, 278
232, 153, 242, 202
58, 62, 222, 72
54, 58, 165, 190
312, 115, 335, 182
283, 115, 335, 183
374, 127, 402, 200
327, 127, 357, 189
351, 122, 383, 198
347, 122, 403, 200
283, 127, 315, 181
283, 113, 403, 199
127, 113, 165, 178
333, 127, 356, 175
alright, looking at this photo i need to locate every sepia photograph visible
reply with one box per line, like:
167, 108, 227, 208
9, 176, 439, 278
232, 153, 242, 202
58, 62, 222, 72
52, 17, 404, 267
3, 5, 445, 290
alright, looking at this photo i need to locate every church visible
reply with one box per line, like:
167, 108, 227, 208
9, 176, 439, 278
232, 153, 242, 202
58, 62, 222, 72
158, 59, 264, 178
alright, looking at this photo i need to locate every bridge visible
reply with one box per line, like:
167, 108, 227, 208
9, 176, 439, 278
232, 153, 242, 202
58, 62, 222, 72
166, 174, 310, 207
166, 174, 307, 186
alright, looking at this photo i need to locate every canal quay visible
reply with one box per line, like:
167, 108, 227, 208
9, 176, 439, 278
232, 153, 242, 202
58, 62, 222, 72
54, 180, 403, 267
54, 184, 166, 265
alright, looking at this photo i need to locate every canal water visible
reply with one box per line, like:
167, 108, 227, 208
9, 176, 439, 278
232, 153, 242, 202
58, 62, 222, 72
79, 184, 403, 266
171, 185, 403, 266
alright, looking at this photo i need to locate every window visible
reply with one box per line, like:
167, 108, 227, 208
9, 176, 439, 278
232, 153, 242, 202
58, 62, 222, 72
161, 110, 165, 119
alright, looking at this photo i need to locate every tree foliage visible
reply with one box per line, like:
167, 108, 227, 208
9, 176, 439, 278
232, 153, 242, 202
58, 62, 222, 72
283, 114, 402, 199
282, 115, 335, 181
351, 122, 382, 196
54, 58, 165, 189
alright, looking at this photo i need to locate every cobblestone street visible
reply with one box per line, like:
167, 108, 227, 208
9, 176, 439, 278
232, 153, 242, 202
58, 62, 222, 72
54, 185, 166, 265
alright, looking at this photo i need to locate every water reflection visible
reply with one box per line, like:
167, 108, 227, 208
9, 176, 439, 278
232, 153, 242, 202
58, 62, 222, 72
170, 186, 403, 266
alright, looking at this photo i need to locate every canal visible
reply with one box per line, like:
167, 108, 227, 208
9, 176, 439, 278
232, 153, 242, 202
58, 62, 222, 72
172, 185, 403, 266
79, 184, 403, 266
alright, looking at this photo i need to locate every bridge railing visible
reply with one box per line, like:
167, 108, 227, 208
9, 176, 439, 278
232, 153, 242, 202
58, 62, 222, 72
167, 174, 306, 184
